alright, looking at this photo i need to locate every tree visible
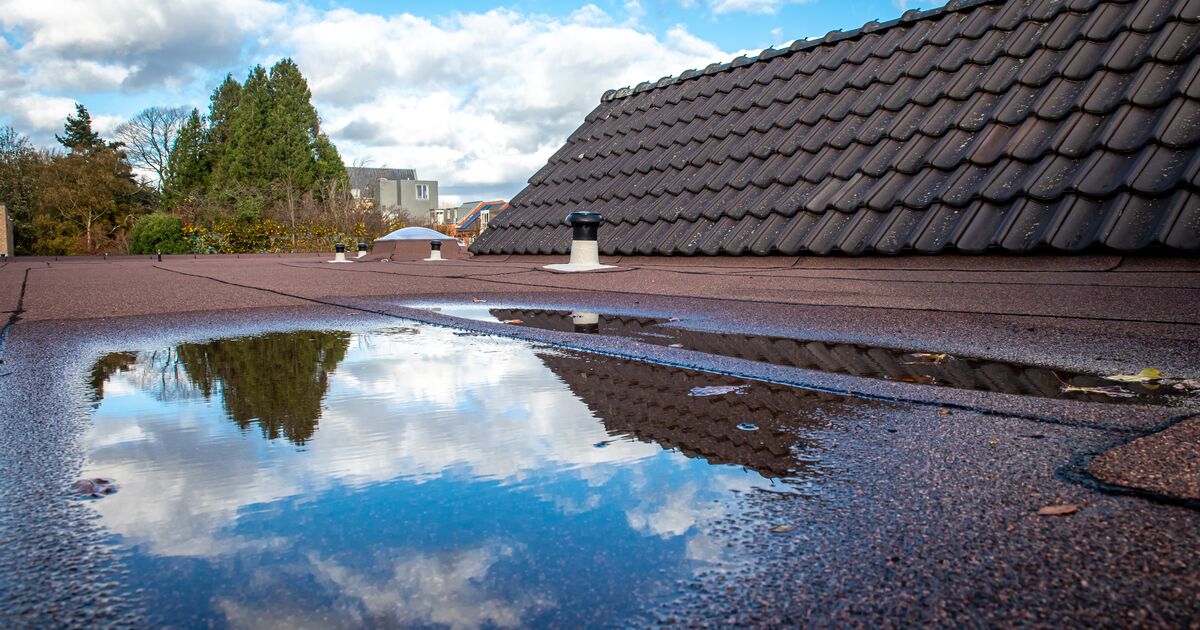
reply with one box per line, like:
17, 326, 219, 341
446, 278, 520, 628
113, 106, 190, 189
268, 58, 320, 249
161, 109, 208, 207
130, 213, 188, 254
33, 107, 148, 254
221, 65, 273, 190
0, 127, 40, 254
207, 74, 242, 191
55, 103, 103, 153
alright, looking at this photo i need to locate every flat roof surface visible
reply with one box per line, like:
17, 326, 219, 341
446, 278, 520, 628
1, 252, 1198, 625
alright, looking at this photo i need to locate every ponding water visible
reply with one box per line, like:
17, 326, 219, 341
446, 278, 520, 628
83, 324, 856, 627
421, 305, 1184, 405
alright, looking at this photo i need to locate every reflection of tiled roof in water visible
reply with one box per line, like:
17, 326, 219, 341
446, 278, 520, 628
495, 309, 1168, 401
536, 351, 853, 478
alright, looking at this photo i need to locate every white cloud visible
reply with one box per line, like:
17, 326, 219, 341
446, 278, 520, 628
0, 2, 735, 200
0, 0, 284, 89
262, 6, 731, 198
708, 0, 814, 15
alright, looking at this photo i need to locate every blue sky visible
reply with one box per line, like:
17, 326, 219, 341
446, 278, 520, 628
0, 0, 921, 203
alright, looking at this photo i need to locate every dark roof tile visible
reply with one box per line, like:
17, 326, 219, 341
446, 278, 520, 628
473, 0, 1199, 256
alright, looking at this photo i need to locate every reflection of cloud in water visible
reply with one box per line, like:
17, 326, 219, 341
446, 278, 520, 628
84, 329, 670, 556
219, 543, 547, 630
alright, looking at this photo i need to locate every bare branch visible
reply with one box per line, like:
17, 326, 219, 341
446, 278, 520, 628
113, 106, 190, 189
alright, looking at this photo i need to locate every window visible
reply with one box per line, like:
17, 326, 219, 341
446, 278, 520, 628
415, 184, 429, 201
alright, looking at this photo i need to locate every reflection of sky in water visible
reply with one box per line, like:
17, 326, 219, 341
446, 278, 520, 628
85, 326, 781, 628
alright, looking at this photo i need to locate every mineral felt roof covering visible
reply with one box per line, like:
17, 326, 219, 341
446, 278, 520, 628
472, 0, 1200, 256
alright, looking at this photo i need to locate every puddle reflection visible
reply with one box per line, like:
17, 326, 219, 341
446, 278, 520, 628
85, 325, 843, 627
428, 305, 1174, 404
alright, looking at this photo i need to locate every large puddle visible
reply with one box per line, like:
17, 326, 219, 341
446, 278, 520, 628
84, 325, 854, 627
421, 305, 1181, 405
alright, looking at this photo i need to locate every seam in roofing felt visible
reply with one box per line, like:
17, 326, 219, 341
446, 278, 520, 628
148, 264, 1174, 432
0, 267, 30, 372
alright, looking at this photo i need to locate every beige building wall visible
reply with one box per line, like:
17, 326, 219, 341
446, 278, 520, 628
0, 203, 12, 256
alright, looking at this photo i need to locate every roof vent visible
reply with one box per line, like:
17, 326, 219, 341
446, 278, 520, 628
542, 211, 618, 273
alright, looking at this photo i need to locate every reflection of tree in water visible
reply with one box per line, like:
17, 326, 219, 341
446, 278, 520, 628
89, 351, 140, 404
175, 331, 352, 445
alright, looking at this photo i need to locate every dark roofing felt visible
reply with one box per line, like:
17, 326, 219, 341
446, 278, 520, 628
472, 0, 1200, 256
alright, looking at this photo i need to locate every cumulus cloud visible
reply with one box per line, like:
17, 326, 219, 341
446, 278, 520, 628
0, 0, 283, 90
1, 2, 736, 199
262, 6, 732, 199
707, 0, 815, 15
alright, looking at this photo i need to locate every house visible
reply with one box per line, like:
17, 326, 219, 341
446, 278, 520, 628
0, 203, 12, 257
430, 201, 478, 227
453, 201, 508, 244
346, 167, 438, 220
472, 0, 1200, 256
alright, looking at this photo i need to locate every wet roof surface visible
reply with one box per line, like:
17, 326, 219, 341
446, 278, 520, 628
472, 0, 1200, 256
1, 253, 1199, 626
422, 305, 1191, 405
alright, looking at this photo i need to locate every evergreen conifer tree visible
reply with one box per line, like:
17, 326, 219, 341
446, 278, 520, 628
55, 103, 103, 153
162, 108, 209, 206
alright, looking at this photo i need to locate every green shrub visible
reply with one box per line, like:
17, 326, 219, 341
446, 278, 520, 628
130, 213, 189, 254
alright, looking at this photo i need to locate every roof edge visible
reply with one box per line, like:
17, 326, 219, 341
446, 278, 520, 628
600, 0, 1006, 103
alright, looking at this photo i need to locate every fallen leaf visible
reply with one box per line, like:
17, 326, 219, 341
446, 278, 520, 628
689, 385, 749, 397
770, 525, 796, 533
1037, 504, 1079, 516
904, 352, 951, 365
668, 343, 684, 348
1059, 383, 1136, 398
471, 297, 486, 303
939, 409, 951, 416
894, 374, 937, 384
500, 319, 524, 325
1104, 368, 1163, 383
1171, 379, 1200, 392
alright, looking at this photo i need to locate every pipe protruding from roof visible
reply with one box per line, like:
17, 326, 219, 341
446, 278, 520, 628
567, 211, 602, 242
328, 242, 351, 263
357, 242, 368, 258
572, 311, 600, 334
425, 239, 444, 261
542, 211, 618, 272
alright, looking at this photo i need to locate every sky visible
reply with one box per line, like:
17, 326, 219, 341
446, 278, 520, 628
0, 0, 923, 205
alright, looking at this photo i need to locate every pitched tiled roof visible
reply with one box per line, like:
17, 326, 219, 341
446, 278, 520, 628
455, 201, 508, 231
472, 0, 1200, 255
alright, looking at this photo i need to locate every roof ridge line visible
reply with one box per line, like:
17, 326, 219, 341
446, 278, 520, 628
600, 0, 1010, 103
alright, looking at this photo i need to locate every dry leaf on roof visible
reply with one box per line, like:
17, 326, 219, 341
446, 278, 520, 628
1059, 383, 1136, 398
1171, 379, 1200, 392
1037, 504, 1079, 516
500, 319, 523, 325
471, 297, 486, 303
894, 374, 937, 384
903, 352, 951, 365
689, 385, 749, 397
1053, 372, 1136, 398
770, 525, 796, 533
1104, 368, 1163, 383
